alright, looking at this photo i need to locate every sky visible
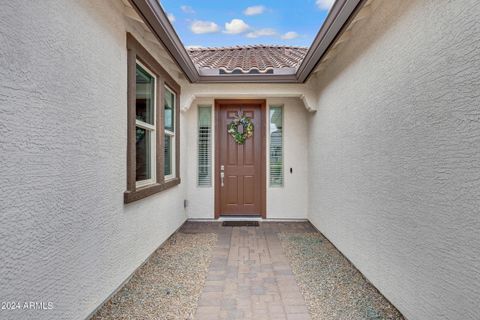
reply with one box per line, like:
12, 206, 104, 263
159, 0, 334, 48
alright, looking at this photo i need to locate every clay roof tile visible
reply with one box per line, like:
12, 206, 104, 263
187, 45, 308, 74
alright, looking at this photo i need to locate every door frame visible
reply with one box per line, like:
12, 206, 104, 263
214, 99, 267, 219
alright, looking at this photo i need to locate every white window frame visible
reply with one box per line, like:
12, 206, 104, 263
135, 60, 157, 188
197, 105, 213, 187
269, 105, 284, 188
164, 85, 176, 181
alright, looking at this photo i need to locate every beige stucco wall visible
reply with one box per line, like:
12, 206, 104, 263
0, 1, 188, 319
307, 0, 480, 319
185, 97, 309, 220
184, 98, 215, 219
267, 98, 309, 219
2, 0, 479, 319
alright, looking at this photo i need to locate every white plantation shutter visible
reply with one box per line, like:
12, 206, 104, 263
198, 106, 212, 187
269, 106, 283, 187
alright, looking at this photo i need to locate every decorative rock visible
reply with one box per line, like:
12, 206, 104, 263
278, 233, 404, 320
91, 233, 217, 320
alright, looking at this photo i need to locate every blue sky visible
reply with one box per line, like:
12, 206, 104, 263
159, 0, 334, 48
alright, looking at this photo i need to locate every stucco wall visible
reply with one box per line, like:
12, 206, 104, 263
185, 97, 309, 219
184, 98, 216, 219
0, 1, 187, 319
267, 98, 309, 219
307, 0, 480, 319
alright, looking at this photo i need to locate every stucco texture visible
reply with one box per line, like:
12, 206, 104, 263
307, 0, 480, 319
184, 98, 309, 220
0, 1, 187, 319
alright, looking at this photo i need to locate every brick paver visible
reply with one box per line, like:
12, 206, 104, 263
180, 222, 315, 320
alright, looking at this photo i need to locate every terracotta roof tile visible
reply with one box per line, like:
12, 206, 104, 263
187, 45, 308, 74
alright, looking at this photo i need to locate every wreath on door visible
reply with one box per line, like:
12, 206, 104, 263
227, 113, 254, 144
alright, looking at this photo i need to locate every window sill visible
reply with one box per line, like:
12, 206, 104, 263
124, 178, 181, 204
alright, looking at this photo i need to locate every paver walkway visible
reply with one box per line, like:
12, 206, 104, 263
180, 221, 315, 320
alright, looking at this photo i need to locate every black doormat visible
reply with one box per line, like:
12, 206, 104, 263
222, 221, 259, 227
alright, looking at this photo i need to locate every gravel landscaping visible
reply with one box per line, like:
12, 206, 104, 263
91, 232, 217, 320
278, 232, 404, 320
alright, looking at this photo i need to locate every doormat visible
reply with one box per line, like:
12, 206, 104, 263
222, 221, 259, 227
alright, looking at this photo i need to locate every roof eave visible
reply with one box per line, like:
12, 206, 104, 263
296, 0, 365, 83
128, 0, 199, 82
128, 0, 365, 84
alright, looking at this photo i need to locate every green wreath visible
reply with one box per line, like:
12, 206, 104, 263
227, 113, 254, 144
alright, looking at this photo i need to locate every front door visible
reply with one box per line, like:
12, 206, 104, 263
215, 100, 266, 218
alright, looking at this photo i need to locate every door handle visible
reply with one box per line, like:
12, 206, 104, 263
220, 165, 225, 187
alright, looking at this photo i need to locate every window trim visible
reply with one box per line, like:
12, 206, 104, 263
269, 105, 284, 188
197, 104, 212, 187
125, 33, 181, 204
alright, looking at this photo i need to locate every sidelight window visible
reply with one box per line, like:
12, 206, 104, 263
269, 106, 283, 187
197, 105, 212, 187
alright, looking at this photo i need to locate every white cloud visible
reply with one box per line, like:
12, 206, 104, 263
316, 0, 335, 10
224, 19, 250, 34
167, 13, 175, 23
180, 5, 195, 14
244, 5, 266, 16
281, 31, 300, 40
246, 28, 276, 38
190, 20, 220, 34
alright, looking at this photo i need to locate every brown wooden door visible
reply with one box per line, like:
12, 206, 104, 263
215, 100, 266, 218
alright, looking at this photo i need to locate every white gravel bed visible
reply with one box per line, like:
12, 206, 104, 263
278, 232, 404, 320
91, 232, 217, 320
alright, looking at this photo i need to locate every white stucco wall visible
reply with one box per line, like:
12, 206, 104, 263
267, 98, 309, 219
181, 82, 319, 112
3, 0, 479, 319
185, 97, 309, 219
0, 1, 187, 319
307, 0, 480, 319
184, 98, 216, 219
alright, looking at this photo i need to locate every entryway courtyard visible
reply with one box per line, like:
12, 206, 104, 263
91, 222, 403, 320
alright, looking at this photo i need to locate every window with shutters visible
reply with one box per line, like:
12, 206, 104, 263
269, 106, 283, 187
198, 105, 212, 187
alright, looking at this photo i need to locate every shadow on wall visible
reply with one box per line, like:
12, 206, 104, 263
315, 0, 417, 95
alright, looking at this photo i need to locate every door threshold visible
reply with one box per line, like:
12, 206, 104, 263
218, 216, 262, 221
187, 217, 310, 222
